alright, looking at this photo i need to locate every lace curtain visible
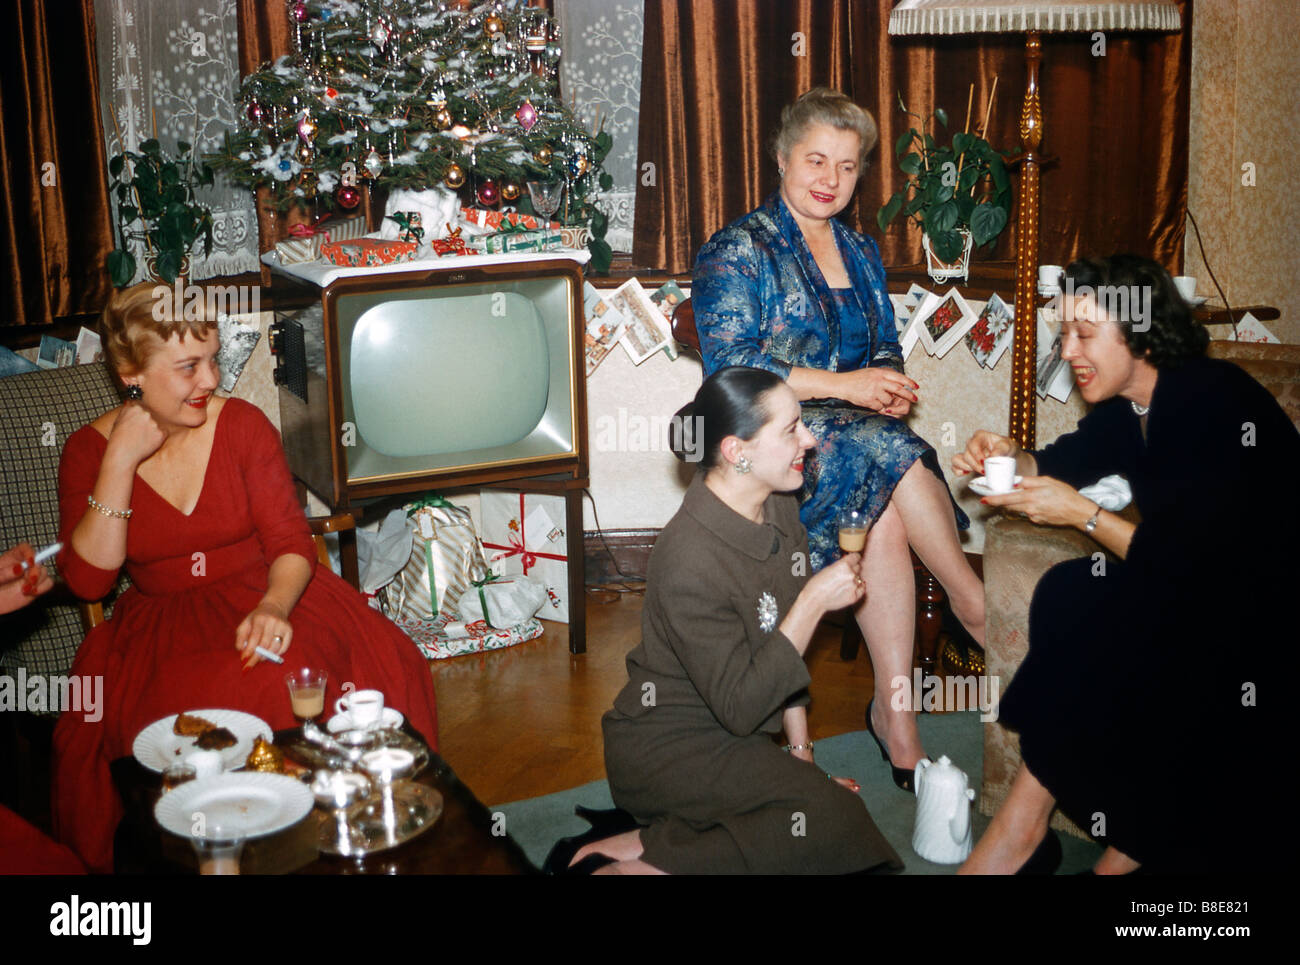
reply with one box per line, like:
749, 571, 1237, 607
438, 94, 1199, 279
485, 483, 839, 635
555, 0, 643, 254
93, 0, 260, 281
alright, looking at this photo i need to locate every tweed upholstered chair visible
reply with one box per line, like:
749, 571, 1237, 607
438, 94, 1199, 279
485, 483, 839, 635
0, 362, 128, 687
980, 339, 1300, 839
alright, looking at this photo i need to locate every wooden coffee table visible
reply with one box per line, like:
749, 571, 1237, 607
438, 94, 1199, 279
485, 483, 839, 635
111, 729, 537, 875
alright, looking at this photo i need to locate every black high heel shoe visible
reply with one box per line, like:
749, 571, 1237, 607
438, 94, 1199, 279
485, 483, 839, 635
541, 806, 639, 875
1016, 830, 1062, 875
865, 699, 925, 793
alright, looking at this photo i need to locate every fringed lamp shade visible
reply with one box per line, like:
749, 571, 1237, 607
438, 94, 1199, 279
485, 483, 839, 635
888, 0, 1180, 35
888, 0, 1181, 447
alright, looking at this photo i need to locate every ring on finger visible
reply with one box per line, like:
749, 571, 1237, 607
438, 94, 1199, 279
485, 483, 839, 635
273, 635, 283, 643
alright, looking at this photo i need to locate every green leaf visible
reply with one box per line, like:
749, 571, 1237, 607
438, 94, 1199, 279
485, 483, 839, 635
970, 203, 1008, 246
928, 200, 959, 234
119, 205, 138, 224
177, 140, 191, 154
904, 195, 926, 217
107, 249, 135, 287
953, 132, 975, 155
139, 139, 162, 159
108, 155, 124, 179
155, 249, 180, 285
894, 129, 913, 158
929, 229, 965, 263
990, 154, 1009, 193
598, 172, 613, 191
899, 152, 922, 175
587, 237, 612, 274
876, 192, 904, 231
933, 107, 947, 128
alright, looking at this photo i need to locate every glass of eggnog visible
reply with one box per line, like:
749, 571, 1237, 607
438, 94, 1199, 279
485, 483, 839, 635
837, 510, 870, 554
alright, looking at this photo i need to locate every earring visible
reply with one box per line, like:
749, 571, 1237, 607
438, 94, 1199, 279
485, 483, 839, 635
125, 384, 143, 401
734, 455, 752, 475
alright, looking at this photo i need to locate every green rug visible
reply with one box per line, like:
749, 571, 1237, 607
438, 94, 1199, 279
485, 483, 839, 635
491, 709, 1104, 874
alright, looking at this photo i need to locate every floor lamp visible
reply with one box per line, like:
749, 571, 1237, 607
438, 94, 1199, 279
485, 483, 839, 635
887, 0, 1181, 448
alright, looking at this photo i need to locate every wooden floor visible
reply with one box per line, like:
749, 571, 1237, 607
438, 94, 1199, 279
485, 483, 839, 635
431, 587, 881, 805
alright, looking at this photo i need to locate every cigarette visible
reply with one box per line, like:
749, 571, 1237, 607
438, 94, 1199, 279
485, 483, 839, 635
254, 646, 284, 664
21, 542, 63, 571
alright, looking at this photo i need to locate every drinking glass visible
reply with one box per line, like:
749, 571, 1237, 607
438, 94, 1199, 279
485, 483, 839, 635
285, 667, 328, 729
191, 822, 245, 876
526, 181, 564, 250
837, 510, 870, 555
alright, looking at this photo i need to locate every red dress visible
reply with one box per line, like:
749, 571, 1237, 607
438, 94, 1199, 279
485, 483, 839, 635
51, 399, 438, 873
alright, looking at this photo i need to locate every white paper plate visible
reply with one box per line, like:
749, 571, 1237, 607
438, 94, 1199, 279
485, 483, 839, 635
969, 475, 1023, 498
326, 707, 405, 734
155, 772, 312, 840
133, 709, 272, 773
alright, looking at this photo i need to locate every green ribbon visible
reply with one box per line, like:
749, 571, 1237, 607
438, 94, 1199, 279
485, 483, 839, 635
406, 492, 453, 516
409, 492, 455, 616
470, 570, 501, 629
424, 538, 439, 618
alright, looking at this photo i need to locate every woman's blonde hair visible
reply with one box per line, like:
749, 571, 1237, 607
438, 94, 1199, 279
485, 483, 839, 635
772, 88, 878, 167
99, 282, 217, 384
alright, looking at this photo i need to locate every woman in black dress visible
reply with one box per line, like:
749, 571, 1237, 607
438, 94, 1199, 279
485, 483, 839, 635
953, 255, 1296, 874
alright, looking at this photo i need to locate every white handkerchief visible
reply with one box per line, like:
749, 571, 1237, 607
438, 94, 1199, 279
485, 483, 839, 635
1078, 474, 1132, 511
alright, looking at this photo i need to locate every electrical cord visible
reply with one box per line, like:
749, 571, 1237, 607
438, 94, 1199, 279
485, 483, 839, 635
1186, 209, 1236, 337
582, 487, 646, 598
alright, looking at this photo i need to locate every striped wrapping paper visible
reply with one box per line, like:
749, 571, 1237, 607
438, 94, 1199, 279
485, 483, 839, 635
379, 496, 489, 624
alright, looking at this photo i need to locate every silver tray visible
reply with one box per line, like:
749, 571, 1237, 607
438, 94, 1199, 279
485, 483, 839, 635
318, 782, 443, 857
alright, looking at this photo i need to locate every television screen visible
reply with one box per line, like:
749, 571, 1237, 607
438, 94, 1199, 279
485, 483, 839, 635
332, 275, 577, 486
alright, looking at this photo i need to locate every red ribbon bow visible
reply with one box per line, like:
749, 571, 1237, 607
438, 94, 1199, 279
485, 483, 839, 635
288, 214, 334, 239
481, 494, 566, 575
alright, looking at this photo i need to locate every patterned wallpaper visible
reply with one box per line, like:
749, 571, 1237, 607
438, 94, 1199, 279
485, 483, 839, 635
1186, 0, 1298, 344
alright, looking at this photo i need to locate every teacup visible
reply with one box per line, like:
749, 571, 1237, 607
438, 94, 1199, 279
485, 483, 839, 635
335, 689, 385, 728
983, 456, 1017, 494
1173, 275, 1197, 301
1037, 265, 1063, 292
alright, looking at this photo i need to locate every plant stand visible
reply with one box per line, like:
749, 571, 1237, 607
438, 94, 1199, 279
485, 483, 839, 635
922, 229, 973, 284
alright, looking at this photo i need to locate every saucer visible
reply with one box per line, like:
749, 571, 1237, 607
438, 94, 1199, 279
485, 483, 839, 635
1184, 294, 1207, 307
326, 707, 404, 734
969, 475, 1022, 498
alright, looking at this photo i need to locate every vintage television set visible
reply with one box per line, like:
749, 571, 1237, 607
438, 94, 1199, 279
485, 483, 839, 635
267, 255, 589, 652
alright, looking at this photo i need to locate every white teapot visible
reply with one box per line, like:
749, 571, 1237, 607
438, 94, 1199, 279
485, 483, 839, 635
911, 755, 975, 864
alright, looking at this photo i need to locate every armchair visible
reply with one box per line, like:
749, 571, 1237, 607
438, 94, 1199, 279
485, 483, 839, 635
980, 338, 1300, 838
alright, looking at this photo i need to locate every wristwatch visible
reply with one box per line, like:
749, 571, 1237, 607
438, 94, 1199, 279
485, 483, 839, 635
1084, 504, 1101, 534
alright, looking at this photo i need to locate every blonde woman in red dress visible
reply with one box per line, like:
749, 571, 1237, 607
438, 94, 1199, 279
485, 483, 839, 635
52, 283, 438, 872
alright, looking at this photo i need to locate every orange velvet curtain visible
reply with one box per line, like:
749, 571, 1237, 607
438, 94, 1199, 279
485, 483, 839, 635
2, 0, 113, 327
634, 0, 1191, 276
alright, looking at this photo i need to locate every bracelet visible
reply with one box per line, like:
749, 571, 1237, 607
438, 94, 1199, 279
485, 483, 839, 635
87, 494, 132, 519
1083, 504, 1101, 534
783, 741, 814, 753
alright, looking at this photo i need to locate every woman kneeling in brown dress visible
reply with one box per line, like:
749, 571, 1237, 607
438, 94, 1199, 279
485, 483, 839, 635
567, 367, 902, 874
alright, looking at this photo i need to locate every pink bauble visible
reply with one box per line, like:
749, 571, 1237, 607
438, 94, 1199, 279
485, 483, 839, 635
291, 2, 309, 23
476, 180, 500, 207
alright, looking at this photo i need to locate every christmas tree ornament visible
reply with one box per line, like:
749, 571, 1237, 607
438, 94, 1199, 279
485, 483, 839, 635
296, 114, 317, 142
568, 153, 589, 177
444, 164, 465, 189
297, 144, 314, 163
364, 149, 384, 178
291, 2, 309, 23
515, 100, 538, 133
433, 106, 452, 129
370, 21, 389, 51
247, 99, 263, 124
484, 14, 504, 36
336, 184, 361, 209
501, 181, 521, 201
324, 86, 338, 101
476, 180, 500, 207
278, 158, 294, 174
534, 144, 553, 164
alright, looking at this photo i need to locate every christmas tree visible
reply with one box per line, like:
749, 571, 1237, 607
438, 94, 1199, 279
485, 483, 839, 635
209, 0, 612, 268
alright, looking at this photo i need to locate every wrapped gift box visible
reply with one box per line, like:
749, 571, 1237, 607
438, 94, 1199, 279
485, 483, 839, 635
379, 494, 489, 623
479, 491, 570, 623
459, 206, 553, 232
320, 237, 418, 267
274, 214, 367, 263
393, 614, 546, 660
458, 575, 547, 629
465, 228, 563, 255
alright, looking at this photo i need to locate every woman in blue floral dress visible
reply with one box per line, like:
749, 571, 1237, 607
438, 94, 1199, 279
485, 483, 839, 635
692, 89, 985, 787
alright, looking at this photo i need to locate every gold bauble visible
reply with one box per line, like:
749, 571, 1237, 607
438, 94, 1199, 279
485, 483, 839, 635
484, 14, 504, 35
433, 106, 452, 129
534, 144, 553, 164
297, 144, 314, 163
501, 181, 521, 201
444, 163, 465, 189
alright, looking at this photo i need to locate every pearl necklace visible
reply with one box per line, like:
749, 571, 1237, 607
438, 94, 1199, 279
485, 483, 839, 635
1130, 401, 1150, 417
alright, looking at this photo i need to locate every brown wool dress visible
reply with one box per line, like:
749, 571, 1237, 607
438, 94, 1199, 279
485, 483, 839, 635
602, 474, 902, 874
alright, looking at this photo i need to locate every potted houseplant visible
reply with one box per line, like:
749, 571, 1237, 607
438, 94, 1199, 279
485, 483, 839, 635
106, 138, 215, 287
877, 95, 1014, 283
